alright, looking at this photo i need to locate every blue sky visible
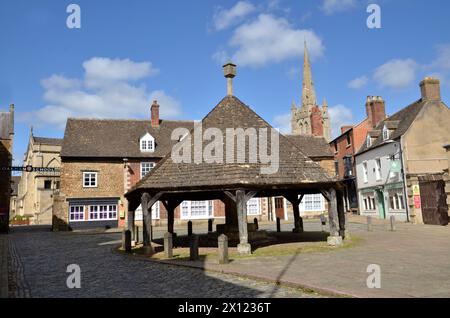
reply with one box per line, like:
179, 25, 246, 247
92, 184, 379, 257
1, 0, 450, 166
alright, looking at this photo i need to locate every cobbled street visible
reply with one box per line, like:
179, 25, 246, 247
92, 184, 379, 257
5, 226, 321, 298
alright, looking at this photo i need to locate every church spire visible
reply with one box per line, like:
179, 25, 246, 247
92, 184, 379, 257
301, 40, 317, 109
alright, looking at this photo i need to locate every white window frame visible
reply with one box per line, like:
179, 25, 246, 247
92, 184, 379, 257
300, 194, 325, 212
69, 205, 85, 222
88, 204, 118, 221
140, 162, 155, 179
362, 193, 376, 211
389, 190, 405, 211
181, 201, 214, 220
140, 133, 155, 152
375, 158, 382, 181
83, 172, 97, 188
135, 202, 160, 220
246, 198, 261, 216
363, 162, 368, 183
383, 125, 390, 141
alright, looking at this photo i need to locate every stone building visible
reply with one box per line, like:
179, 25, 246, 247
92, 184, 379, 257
330, 96, 387, 212
291, 41, 331, 142
0, 104, 14, 232
9, 176, 20, 220
16, 131, 62, 225
355, 78, 450, 224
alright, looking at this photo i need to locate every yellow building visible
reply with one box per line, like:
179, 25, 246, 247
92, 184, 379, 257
16, 130, 62, 225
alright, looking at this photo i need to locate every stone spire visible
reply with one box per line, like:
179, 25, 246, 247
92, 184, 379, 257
301, 40, 317, 109
322, 98, 331, 142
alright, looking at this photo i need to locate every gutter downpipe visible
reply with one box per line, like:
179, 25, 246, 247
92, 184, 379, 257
399, 136, 410, 222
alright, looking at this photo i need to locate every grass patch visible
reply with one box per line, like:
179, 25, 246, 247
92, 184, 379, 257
135, 235, 362, 262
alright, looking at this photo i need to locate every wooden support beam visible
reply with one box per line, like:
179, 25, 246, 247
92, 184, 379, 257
224, 191, 236, 202
236, 189, 251, 255
326, 188, 343, 247
284, 194, 305, 233
162, 199, 182, 235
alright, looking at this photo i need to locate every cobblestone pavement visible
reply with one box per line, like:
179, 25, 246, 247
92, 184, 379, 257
6, 227, 323, 298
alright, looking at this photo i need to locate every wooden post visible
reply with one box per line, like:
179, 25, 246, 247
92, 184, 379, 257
253, 218, 258, 230
122, 230, 131, 253
285, 194, 304, 233
127, 208, 135, 241
208, 219, 213, 233
276, 217, 281, 232
168, 207, 174, 234
337, 190, 346, 239
189, 234, 199, 261
236, 189, 251, 255
164, 232, 173, 259
135, 226, 139, 243
218, 234, 229, 264
141, 193, 152, 251
187, 220, 193, 236
327, 188, 343, 246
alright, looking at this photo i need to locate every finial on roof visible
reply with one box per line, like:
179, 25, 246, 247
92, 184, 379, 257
223, 61, 236, 96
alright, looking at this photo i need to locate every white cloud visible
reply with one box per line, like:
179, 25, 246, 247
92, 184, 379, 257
226, 14, 324, 68
273, 112, 291, 134
431, 44, 450, 71
348, 75, 368, 89
83, 57, 159, 88
19, 58, 180, 129
329, 104, 353, 138
213, 1, 256, 31
373, 59, 418, 90
321, 0, 357, 15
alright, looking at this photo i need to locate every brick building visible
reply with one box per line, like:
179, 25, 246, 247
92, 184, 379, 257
329, 96, 387, 212
356, 78, 450, 224
0, 104, 14, 233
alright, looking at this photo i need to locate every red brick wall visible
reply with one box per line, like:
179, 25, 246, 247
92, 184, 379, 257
310, 106, 324, 137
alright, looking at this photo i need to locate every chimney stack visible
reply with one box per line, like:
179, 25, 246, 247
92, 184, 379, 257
151, 100, 160, 127
223, 61, 236, 96
420, 77, 441, 101
365, 96, 386, 128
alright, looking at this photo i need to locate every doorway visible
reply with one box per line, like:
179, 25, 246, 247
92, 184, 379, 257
274, 197, 285, 220
376, 190, 386, 219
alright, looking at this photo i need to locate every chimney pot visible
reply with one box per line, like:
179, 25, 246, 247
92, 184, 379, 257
151, 100, 160, 127
420, 77, 441, 101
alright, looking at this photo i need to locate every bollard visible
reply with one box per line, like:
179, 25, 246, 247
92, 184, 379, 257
390, 215, 396, 232
320, 214, 326, 232
208, 219, 213, 233
367, 216, 373, 232
218, 234, 229, 264
164, 232, 173, 259
135, 226, 139, 243
189, 234, 199, 261
187, 221, 193, 236
253, 218, 259, 230
122, 230, 131, 253
276, 217, 281, 233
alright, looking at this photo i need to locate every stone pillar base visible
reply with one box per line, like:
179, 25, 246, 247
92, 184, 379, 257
327, 236, 343, 247
142, 245, 154, 255
237, 243, 252, 255
344, 231, 351, 240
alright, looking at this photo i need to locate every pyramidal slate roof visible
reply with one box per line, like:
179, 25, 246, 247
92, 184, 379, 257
128, 96, 336, 194
285, 135, 333, 158
61, 118, 194, 159
357, 99, 426, 154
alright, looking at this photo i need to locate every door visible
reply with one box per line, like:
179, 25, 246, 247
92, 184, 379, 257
419, 176, 449, 226
376, 190, 386, 219
274, 197, 285, 220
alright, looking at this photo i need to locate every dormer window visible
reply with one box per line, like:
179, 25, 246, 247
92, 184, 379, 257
140, 133, 155, 152
366, 135, 372, 147
383, 125, 390, 141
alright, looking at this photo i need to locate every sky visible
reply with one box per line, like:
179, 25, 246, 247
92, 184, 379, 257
1, 0, 450, 167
